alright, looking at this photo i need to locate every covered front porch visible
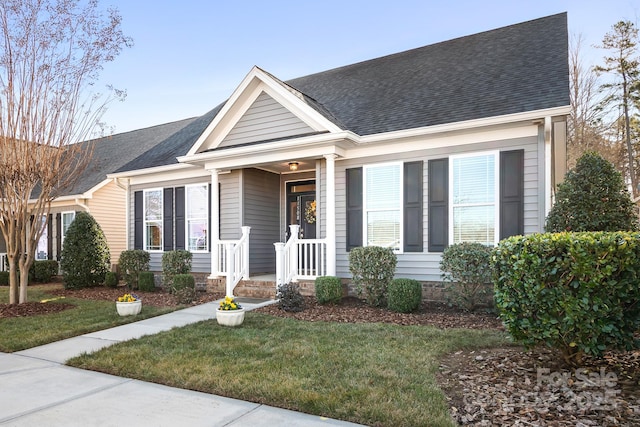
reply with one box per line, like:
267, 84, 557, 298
206, 154, 338, 298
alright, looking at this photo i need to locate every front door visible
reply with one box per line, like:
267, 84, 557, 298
286, 180, 316, 240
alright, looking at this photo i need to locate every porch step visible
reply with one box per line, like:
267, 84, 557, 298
206, 277, 316, 299
234, 279, 278, 299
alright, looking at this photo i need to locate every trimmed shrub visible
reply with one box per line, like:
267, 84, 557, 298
60, 212, 110, 289
348, 246, 397, 307
493, 231, 640, 366
172, 274, 196, 304
0, 271, 8, 286
546, 152, 638, 232
118, 250, 150, 290
138, 271, 156, 292
162, 250, 192, 287
388, 279, 422, 313
315, 276, 342, 304
440, 242, 493, 311
104, 271, 118, 288
277, 282, 305, 312
30, 260, 59, 283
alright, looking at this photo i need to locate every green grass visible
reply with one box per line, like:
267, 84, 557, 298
0, 285, 175, 352
68, 313, 508, 427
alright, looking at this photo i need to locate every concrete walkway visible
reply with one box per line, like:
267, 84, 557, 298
0, 299, 364, 426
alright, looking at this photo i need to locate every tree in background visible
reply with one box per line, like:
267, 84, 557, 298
594, 21, 640, 197
0, 0, 131, 304
567, 34, 621, 169
546, 152, 638, 232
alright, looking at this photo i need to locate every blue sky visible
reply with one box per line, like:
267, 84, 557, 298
96, 0, 640, 134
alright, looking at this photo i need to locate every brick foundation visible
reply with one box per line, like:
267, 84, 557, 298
206, 276, 493, 306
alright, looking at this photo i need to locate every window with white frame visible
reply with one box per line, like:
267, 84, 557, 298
364, 163, 402, 251
61, 211, 75, 247
450, 152, 499, 246
144, 189, 163, 251
186, 184, 208, 251
36, 215, 48, 260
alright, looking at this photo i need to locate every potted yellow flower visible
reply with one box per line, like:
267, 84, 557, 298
216, 295, 244, 326
116, 293, 142, 316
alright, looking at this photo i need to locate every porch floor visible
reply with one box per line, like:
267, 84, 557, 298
248, 274, 276, 281
235, 297, 272, 304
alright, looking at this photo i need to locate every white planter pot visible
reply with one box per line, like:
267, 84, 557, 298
216, 308, 245, 326
116, 300, 142, 316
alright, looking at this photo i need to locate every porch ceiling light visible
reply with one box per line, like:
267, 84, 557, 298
288, 162, 299, 171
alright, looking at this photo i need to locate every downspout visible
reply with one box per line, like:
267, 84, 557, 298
113, 177, 130, 250
544, 116, 552, 218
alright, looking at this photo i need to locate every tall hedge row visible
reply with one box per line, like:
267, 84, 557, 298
492, 232, 640, 365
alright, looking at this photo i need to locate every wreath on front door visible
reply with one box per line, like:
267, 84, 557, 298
304, 200, 316, 224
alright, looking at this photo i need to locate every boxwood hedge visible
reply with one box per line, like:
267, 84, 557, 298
492, 231, 640, 365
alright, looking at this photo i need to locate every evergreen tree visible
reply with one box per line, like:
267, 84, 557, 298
546, 152, 638, 232
60, 212, 111, 289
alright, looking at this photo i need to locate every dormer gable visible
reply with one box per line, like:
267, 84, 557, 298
187, 66, 343, 156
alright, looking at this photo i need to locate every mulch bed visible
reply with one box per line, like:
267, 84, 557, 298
2, 285, 639, 425
0, 284, 222, 318
254, 296, 504, 330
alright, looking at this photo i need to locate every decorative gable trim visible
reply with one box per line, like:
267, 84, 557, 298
218, 92, 315, 148
187, 66, 343, 156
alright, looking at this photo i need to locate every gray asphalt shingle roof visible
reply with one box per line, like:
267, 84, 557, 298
114, 13, 569, 174
63, 118, 196, 195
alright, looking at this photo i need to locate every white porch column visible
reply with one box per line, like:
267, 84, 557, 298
209, 168, 220, 278
324, 154, 337, 276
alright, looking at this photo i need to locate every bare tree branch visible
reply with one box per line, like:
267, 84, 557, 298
0, 0, 131, 304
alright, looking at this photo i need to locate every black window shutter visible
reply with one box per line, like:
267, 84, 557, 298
134, 191, 143, 250
346, 168, 363, 251
404, 161, 423, 252
47, 214, 53, 260
500, 150, 525, 239
175, 186, 186, 250
163, 188, 174, 251
55, 213, 62, 260
428, 158, 448, 252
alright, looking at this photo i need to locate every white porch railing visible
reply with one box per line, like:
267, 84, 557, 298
215, 226, 250, 297
0, 253, 6, 272
274, 225, 326, 287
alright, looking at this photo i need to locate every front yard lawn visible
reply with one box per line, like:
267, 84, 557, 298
0, 284, 176, 352
67, 312, 507, 427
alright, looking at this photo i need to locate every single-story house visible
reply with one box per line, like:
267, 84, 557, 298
0, 118, 195, 271
105, 13, 569, 298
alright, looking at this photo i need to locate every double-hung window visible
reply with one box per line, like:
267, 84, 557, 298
61, 211, 75, 247
186, 184, 208, 252
450, 152, 499, 246
363, 163, 402, 251
144, 189, 163, 251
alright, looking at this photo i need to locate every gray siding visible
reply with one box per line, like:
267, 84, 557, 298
220, 170, 241, 240
243, 168, 280, 274
335, 136, 541, 282
219, 92, 314, 148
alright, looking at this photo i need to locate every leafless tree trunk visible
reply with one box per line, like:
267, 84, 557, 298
568, 34, 609, 168
0, 0, 131, 304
